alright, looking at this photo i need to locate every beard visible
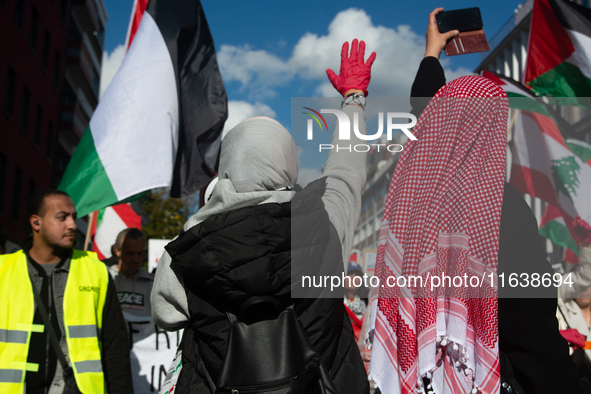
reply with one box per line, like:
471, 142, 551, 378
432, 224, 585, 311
40, 229, 76, 252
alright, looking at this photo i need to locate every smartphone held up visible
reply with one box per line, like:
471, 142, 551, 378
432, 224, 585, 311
436, 7, 490, 56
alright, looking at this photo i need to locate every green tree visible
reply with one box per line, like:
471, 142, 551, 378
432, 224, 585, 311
140, 189, 196, 240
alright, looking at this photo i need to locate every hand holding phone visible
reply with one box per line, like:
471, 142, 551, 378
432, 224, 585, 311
425, 8, 459, 59
435, 7, 490, 56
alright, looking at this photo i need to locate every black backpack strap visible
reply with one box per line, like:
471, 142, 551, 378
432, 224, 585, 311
203, 366, 217, 393
31, 284, 70, 372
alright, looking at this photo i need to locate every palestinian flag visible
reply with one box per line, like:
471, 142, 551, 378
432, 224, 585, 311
482, 70, 550, 114
58, 0, 227, 218
91, 203, 142, 260
524, 0, 591, 101
539, 204, 579, 263
482, 71, 591, 257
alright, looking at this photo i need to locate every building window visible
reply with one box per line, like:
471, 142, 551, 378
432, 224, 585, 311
19, 87, 30, 135
0, 153, 6, 214
46, 122, 54, 160
29, 7, 39, 52
42, 31, 50, 72
14, 0, 25, 30
53, 52, 61, 88
10, 167, 22, 223
3, 67, 16, 118
34, 105, 43, 147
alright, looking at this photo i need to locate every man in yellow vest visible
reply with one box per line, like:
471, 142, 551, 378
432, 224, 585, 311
0, 190, 132, 393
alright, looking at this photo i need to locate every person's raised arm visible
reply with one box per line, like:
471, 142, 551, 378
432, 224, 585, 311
410, 8, 458, 117
322, 39, 375, 271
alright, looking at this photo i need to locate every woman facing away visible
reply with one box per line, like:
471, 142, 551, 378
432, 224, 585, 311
151, 39, 376, 393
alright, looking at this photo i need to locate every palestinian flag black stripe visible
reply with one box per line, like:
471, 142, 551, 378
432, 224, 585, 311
549, 0, 591, 38
146, 0, 228, 197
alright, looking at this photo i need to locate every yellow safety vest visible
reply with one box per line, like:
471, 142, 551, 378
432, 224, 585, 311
0, 250, 109, 394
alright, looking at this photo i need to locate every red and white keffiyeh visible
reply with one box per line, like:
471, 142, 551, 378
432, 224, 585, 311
369, 76, 508, 394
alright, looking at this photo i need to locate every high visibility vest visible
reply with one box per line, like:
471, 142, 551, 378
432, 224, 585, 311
0, 250, 109, 394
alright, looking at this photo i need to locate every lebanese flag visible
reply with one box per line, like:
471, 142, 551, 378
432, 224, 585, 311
510, 111, 591, 257
524, 0, 591, 99
58, 0, 227, 218
91, 203, 142, 260
482, 71, 591, 258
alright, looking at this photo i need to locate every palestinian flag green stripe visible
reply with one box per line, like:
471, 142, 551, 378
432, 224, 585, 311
539, 217, 579, 253
506, 93, 552, 117
58, 126, 118, 218
526, 61, 591, 98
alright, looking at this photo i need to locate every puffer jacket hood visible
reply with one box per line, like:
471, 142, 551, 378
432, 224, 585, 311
165, 178, 331, 313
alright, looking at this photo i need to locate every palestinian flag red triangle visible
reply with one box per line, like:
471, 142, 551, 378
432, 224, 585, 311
525, 0, 591, 99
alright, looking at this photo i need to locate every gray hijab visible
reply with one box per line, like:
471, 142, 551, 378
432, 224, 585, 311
219, 116, 298, 192
183, 117, 299, 230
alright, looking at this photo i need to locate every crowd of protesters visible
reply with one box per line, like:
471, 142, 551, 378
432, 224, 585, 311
3, 7, 591, 394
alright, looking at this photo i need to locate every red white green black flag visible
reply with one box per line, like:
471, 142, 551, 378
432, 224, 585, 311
58, 0, 227, 218
525, 0, 591, 102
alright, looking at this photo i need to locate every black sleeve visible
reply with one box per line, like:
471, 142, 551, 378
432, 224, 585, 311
498, 183, 583, 394
101, 275, 134, 393
409, 56, 446, 118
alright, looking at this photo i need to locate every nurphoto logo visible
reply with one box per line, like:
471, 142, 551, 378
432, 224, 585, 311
303, 107, 418, 152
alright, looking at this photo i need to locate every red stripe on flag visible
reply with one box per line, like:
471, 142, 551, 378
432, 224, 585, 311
482, 70, 507, 87
565, 248, 579, 264
126, 0, 149, 50
111, 203, 142, 229
90, 210, 99, 237
94, 246, 106, 261
91, 210, 106, 260
540, 204, 562, 227
510, 163, 577, 239
511, 164, 561, 209
524, 0, 575, 85
527, 112, 568, 149
89, 211, 106, 260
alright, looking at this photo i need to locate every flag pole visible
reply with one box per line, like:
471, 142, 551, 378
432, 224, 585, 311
84, 211, 94, 251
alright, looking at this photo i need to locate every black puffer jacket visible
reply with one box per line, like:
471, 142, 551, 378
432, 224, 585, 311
165, 179, 369, 394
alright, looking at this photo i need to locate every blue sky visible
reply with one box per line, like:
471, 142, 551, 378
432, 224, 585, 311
99, 0, 527, 185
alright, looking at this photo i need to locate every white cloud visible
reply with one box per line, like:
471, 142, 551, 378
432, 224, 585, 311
218, 44, 292, 99
297, 167, 322, 187
222, 101, 277, 138
99, 44, 126, 99
216, 8, 471, 100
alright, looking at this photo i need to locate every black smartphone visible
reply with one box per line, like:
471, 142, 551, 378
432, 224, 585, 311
436, 8, 483, 33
